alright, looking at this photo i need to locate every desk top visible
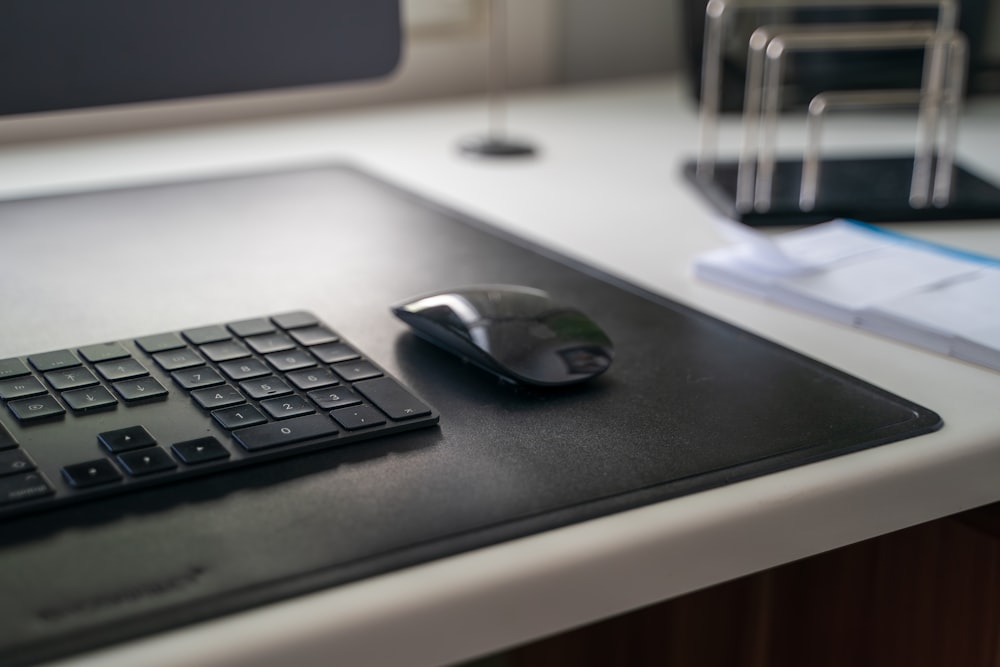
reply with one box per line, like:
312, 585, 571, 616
1, 76, 999, 667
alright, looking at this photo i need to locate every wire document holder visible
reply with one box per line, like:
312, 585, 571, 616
682, 0, 1000, 225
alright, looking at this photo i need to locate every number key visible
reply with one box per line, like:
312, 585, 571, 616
265, 349, 316, 372
212, 404, 267, 430
219, 358, 270, 381
260, 394, 315, 420
191, 384, 245, 410
286, 367, 339, 391
171, 366, 224, 390
306, 386, 361, 410
239, 376, 293, 400
232, 414, 337, 452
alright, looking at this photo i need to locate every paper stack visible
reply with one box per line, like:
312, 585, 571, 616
694, 218, 1000, 371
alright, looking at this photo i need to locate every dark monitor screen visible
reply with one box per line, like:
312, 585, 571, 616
0, 0, 402, 116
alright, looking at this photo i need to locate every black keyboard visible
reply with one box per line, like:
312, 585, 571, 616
0, 312, 439, 519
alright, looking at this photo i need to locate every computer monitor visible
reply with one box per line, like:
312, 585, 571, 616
0, 0, 402, 116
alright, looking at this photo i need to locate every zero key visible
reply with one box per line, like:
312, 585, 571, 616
233, 414, 338, 452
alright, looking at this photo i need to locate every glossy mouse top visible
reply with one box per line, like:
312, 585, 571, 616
391, 285, 614, 387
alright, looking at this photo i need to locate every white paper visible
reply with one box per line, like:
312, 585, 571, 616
694, 219, 1000, 371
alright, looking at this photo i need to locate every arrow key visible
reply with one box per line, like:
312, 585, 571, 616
117, 447, 177, 477
98, 425, 156, 453
171, 436, 230, 465
112, 377, 168, 403
62, 459, 122, 489
62, 386, 119, 413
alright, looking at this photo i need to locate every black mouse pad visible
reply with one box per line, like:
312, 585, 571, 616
0, 165, 941, 666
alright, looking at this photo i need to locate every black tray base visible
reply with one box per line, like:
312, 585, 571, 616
683, 156, 1000, 226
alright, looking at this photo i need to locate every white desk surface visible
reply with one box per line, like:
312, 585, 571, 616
2, 76, 999, 667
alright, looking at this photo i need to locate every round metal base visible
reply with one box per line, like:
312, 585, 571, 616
459, 136, 537, 158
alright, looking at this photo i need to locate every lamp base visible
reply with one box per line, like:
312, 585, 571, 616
459, 135, 536, 158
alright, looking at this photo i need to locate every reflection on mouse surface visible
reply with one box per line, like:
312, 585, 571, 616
392, 285, 614, 387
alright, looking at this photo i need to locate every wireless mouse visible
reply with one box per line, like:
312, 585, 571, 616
392, 285, 614, 387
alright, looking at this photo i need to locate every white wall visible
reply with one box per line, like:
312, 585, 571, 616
559, 0, 682, 82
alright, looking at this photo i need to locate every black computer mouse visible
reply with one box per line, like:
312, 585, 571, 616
391, 285, 614, 387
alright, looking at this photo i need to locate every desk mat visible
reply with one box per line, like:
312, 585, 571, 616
0, 165, 941, 666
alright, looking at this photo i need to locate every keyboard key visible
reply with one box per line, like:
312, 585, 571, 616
260, 394, 315, 420
212, 404, 268, 430
0, 472, 53, 506
95, 357, 149, 382
28, 350, 81, 372
172, 436, 231, 464
45, 367, 100, 391
227, 318, 276, 338
182, 325, 232, 345
233, 414, 338, 452
272, 311, 319, 330
117, 447, 177, 477
354, 376, 433, 421
286, 367, 339, 391
0, 375, 48, 400
240, 376, 293, 400
135, 332, 185, 354
265, 349, 316, 372
152, 347, 204, 371
245, 332, 296, 355
332, 360, 383, 382
0, 449, 36, 476
219, 358, 271, 381
331, 404, 387, 430
289, 326, 339, 346
78, 342, 130, 363
99, 425, 156, 453
307, 386, 362, 410
62, 386, 119, 413
0, 358, 31, 380
311, 342, 360, 364
0, 422, 17, 450
113, 377, 169, 403
62, 459, 122, 489
191, 384, 245, 410
171, 366, 224, 390
200, 339, 251, 362
8, 395, 65, 422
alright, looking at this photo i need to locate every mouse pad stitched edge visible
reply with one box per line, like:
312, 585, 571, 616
0, 164, 942, 666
